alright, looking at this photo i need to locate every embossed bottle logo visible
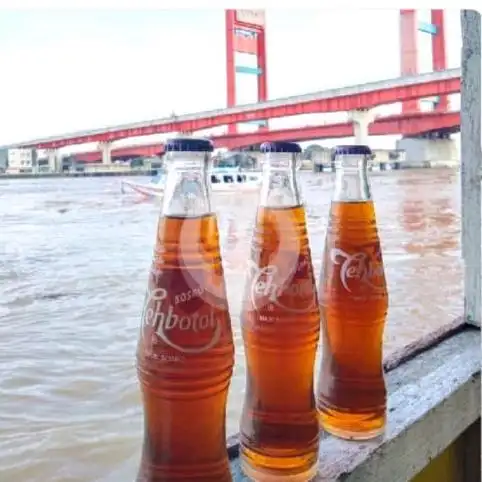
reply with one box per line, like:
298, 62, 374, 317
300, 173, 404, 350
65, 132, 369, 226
142, 287, 222, 354
249, 261, 316, 313
330, 247, 385, 292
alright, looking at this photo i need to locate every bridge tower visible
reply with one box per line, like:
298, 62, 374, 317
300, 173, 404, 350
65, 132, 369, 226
225, 9, 267, 135
399, 9, 457, 164
400, 9, 448, 114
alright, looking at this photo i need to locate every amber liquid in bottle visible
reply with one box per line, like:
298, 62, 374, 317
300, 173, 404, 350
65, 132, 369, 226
317, 146, 388, 440
240, 143, 320, 481
136, 141, 234, 481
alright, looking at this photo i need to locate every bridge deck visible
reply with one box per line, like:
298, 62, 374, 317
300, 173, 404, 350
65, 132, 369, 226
2, 68, 461, 150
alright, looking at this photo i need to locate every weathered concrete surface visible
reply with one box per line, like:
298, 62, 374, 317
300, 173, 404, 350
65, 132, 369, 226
229, 329, 481, 481
461, 9, 481, 327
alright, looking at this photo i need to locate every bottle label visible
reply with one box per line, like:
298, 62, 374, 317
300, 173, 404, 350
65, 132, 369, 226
247, 254, 318, 315
140, 268, 228, 356
325, 245, 386, 295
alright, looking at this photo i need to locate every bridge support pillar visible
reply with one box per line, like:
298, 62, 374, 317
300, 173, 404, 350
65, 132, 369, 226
349, 109, 376, 145
46, 148, 59, 172
396, 136, 458, 165
98, 142, 112, 165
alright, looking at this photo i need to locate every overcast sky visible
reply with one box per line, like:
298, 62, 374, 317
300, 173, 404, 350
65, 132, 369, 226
0, 9, 462, 151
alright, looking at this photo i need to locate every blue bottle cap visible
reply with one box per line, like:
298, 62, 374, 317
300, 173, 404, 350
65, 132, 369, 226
333, 145, 372, 156
165, 137, 214, 153
260, 141, 302, 154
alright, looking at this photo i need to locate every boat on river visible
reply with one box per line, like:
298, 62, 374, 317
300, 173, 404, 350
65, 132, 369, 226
120, 167, 262, 199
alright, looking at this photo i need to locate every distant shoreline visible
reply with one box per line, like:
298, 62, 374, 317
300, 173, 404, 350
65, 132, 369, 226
0, 170, 154, 180
0, 161, 459, 181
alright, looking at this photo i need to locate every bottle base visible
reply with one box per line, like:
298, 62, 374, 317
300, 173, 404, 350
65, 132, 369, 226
318, 408, 386, 441
240, 446, 318, 482
137, 462, 232, 482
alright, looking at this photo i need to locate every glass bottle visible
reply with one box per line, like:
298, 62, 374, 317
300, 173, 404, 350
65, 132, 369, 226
239, 141, 320, 481
136, 137, 234, 481
316, 144, 388, 440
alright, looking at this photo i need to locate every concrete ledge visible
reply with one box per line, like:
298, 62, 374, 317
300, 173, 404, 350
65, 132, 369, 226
229, 327, 481, 481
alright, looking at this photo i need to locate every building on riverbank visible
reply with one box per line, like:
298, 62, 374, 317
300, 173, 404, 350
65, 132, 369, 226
0, 148, 7, 172
5, 148, 38, 173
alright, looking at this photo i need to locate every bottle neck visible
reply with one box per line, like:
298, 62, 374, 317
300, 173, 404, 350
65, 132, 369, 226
333, 154, 372, 202
161, 151, 212, 217
259, 152, 302, 208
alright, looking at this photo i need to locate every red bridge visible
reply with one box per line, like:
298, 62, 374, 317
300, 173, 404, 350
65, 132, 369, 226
2, 9, 461, 166
74, 111, 460, 163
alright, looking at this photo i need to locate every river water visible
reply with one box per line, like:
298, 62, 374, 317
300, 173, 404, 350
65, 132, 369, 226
0, 169, 463, 482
